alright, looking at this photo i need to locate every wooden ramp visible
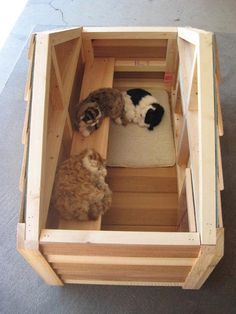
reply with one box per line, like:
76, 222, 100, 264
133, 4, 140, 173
59, 57, 115, 231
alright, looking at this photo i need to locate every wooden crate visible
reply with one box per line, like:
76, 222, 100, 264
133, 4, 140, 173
17, 27, 224, 289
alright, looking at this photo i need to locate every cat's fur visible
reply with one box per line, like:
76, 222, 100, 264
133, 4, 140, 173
51, 149, 112, 220
73, 88, 127, 137
122, 88, 165, 130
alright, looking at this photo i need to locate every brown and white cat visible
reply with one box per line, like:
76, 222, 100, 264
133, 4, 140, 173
73, 88, 128, 137
51, 148, 112, 220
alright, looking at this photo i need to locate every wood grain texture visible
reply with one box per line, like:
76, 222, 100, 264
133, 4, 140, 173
17, 223, 63, 285
183, 228, 224, 289
107, 167, 177, 193
83, 27, 177, 40
70, 58, 115, 159
47, 255, 195, 266
197, 32, 216, 244
102, 225, 177, 232
54, 264, 191, 283
102, 192, 178, 226
25, 33, 51, 242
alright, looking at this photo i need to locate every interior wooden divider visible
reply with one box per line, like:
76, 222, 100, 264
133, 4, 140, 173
58, 57, 115, 231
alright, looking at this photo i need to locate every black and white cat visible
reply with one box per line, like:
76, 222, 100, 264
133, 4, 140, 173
122, 88, 164, 130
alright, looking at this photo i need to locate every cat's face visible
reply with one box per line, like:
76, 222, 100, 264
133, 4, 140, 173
145, 103, 164, 130
82, 149, 107, 177
77, 102, 103, 137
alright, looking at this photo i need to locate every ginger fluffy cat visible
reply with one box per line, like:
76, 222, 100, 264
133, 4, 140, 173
51, 149, 112, 220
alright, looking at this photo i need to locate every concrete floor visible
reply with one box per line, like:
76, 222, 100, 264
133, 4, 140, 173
0, 0, 236, 313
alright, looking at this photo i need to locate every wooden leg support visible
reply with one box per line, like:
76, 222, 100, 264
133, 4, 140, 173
183, 228, 224, 289
17, 223, 63, 286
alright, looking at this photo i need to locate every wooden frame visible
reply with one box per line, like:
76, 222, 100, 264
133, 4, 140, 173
17, 27, 224, 289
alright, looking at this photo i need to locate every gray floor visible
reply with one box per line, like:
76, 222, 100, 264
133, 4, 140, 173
1, 1, 236, 313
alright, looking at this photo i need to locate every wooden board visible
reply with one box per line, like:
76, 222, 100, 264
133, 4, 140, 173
17, 223, 63, 285
62, 279, 183, 286
25, 33, 51, 242
47, 255, 195, 266
102, 192, 178, 226
40, 229, 200, 247
59, 57, 115, 231
83, 27, 177, 40
102, 225, 177, 232
183, 228, 224, 289
70, 58, 115, 159
107, 167, 177, 193
55, 264, 191, 283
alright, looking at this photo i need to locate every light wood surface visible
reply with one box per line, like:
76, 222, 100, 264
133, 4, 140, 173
107, 167, 177, 193
102, 192, 178, 226
59, 57, 115, 231
40, 229, 200, 246
17, 223, 63, 285
83, 27, 177, 40
183, 228, 224, 289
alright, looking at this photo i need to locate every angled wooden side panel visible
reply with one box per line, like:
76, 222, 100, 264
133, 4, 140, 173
25, 28, 83, 243
197, 32, 216, 245
178, 28, 217, 245
25, 33, 51, 242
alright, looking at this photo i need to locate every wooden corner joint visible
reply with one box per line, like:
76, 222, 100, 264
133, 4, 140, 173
17, 223, 63, 286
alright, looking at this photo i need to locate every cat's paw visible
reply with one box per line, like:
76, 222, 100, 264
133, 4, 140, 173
81, 129, 91, 137
114, 117, 122, 125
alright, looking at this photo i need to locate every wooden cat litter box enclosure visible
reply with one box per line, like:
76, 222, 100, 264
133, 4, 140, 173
17, 27, 224, 289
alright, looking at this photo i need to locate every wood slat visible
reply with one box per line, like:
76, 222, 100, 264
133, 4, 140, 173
63, 278, 183, 286
107, 167, 177, 193
113, 78, 171, 91
83, 27, 177, 40
102, 192, 178, 226
19, 131, 29, 192
22, 88, 32, 144
178, 37, 196, 112
40, 229, 200, 247
102, 225, 177, 232
115, 59, 167, 72
41, 242, 200, 258
197, 32, 216, 244
93, 39, 168, 47
51, 46, 66, 109
59, 217, 101, 230
58, 57, 115, 231
54, 264, 191, 282
94, 45, 167, 59
185, 168, 197, 232
176, 118, 189, 167
48, 27, 82, 45
215, 73, 224, 136
25, 33, 51, 242
82, 39, 94, 64
42, 37, 82, 230
47, 255, 195, 266
71, 58, 114, 159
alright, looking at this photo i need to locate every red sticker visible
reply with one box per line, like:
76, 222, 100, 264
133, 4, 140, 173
164, 72, 173, 82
